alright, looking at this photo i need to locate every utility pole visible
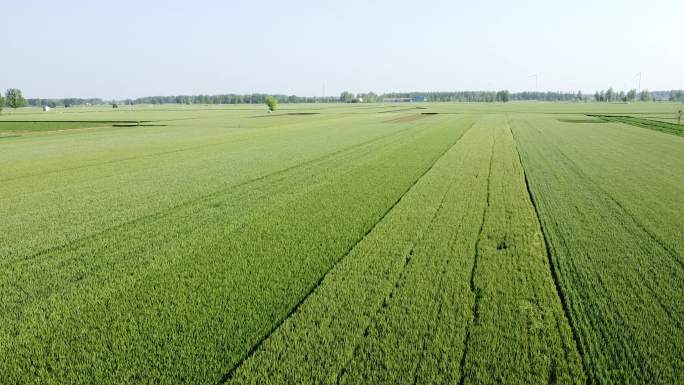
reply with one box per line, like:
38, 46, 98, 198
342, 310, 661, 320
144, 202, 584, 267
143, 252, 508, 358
634, 72, 642, 93
529, 74, 539, 96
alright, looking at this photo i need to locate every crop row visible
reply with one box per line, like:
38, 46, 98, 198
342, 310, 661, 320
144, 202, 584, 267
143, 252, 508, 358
227, 115, 583, 384
511, 116, 684, 384
0, 111, 420, 261
591, 115, 684, 136
0, 114, 471, 383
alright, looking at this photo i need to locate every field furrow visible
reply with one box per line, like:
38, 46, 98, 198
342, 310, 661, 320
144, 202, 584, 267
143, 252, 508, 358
336, 126, 488, 385
2, 103, 682, 384
0, 115, 426, 262
454, 118, 583, 385
220, 118, 473, 384
227, 115, 583, 385
225, 119, 478, 385
511, 117, 684, 384
0, 114, 473, 384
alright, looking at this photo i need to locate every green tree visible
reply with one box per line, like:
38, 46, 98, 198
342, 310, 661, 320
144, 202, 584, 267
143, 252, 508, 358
265, 96, 278, 111
626, 89, 637, 102
639, 90, 651, 102
496, 90, 510, 103
363, 92, 379, 103
605, 88, 614, 102
0, 94, 5, 114
618, 90, 626, 102
5, 88, 27, 109
340, 91, 354, 103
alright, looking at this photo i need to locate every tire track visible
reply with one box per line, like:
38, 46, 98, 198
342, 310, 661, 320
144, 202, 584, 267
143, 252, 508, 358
528, 118, 683, 271
0, 120, 406, 184
220, 121, 475, 385
508, 122, 590, 385
457, 131, 495, 385
4, 126, 416, 265
335, 155, 461, 385
528, 120, 684, 328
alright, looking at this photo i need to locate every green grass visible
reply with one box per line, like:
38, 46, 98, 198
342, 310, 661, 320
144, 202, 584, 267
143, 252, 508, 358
1, 102, 682, 384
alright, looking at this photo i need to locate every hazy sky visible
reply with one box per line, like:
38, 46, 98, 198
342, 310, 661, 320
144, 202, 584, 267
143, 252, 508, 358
2, 0, 682, 99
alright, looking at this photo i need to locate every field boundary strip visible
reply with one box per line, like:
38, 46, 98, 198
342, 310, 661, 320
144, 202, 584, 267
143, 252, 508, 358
507, 122, 590, 383
383, 114, 434, 123
531, 117, 684, 271
9, 125, 419, 266
218, 120, 476, 385
333, 147, 466, 385
513, 116, 684, 384
376, 107, 427, 114
0, 120, 153, 123
400, 182, 466, 385
589, 114, 684, 137
1, 133, 274, 183
1, 116, 374, 182
0, 120, 166, 138
456, 133, 495, 385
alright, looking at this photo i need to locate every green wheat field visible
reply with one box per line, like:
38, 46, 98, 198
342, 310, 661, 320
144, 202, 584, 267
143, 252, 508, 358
1, 102, 683, 384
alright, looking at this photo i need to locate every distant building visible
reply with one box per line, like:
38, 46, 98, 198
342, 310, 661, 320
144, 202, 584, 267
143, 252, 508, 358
382, 96, 428, 103
382, 98, 412, 103
42, 105, 50, 112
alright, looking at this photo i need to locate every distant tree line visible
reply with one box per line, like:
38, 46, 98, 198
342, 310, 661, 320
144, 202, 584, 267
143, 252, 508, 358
126, 94, 338, 105
592, 88, 653, 102
27, 98, 104, 108
0, 89, 27, 113
4, 88, 684, 110
122, 90, 572, 105
96, 89, 684, 105
383, 91, 577, 102
668, 90, 684, 101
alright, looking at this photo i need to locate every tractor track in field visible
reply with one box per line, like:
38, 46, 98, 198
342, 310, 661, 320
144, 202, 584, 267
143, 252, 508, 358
0, 113, 377, 183
528, 122, 684, 329
334, 152, 462, 385
0, 122, 397, 184
529, 118, 684, 273
406, 231, 460, 385
508, 122, 590, 385
6, 126, 416, 266
590, 115, 684, 137
1, 142, 231, 183
220, 121, 475, 385
457, 132, 495, 385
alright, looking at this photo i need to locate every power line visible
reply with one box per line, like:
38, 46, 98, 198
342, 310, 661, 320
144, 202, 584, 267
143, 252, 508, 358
528, 74, 539, 93
634, 72, 642, 92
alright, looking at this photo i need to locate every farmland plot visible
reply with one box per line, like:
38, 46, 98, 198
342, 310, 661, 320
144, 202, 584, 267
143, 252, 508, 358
0, 111, 415, 261
0, 111, 472, 383
227, 116, 583, 385
511, 116, 684, 385
1, 104, 682, 385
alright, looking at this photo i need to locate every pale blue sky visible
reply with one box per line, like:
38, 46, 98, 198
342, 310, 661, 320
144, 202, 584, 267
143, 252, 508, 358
2, 0, 682, 99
